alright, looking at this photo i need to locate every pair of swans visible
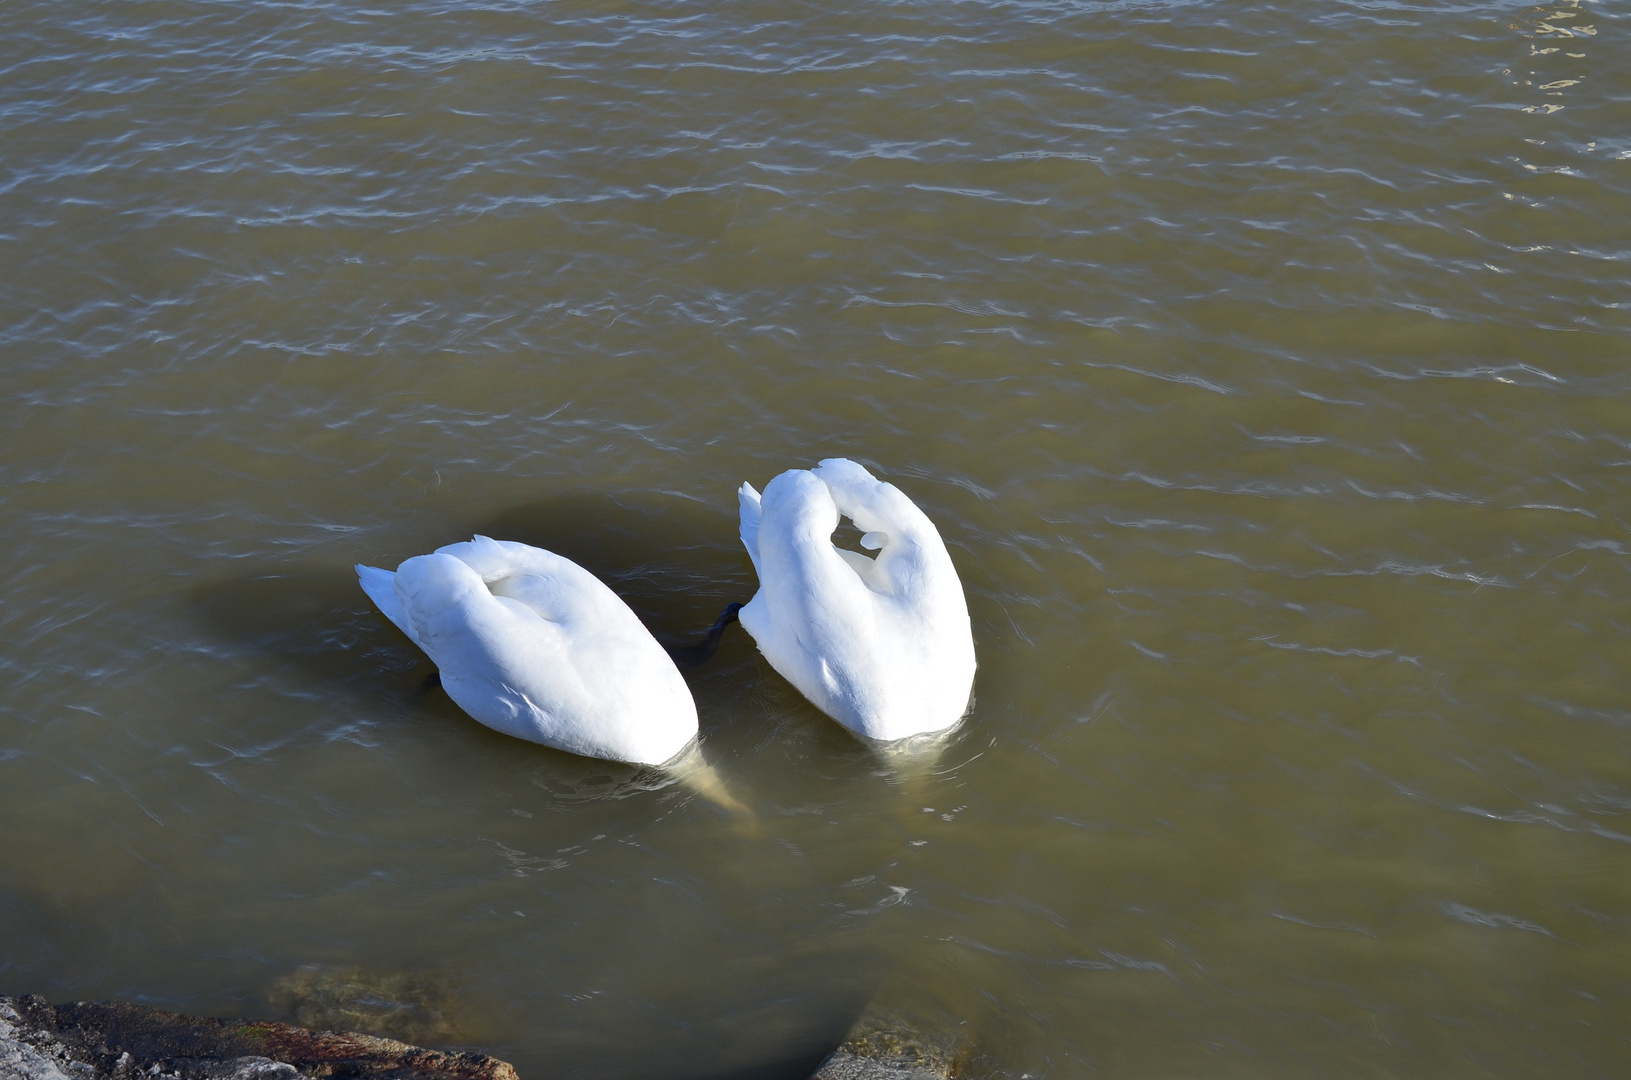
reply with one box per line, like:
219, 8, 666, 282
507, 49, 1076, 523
356, 459, 976, 766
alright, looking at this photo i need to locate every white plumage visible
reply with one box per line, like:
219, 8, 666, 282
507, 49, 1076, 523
356, 536, 698, 766
736, 458, 976, 741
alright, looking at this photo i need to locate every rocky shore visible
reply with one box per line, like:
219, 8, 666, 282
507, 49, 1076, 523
2, 994, 958, 1080
0, 996, 517, 1080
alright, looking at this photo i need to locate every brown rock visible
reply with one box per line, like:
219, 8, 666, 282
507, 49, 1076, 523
0, 995, 517, 1080
808, 1017, 959, 1080
266, 966, 470, 1050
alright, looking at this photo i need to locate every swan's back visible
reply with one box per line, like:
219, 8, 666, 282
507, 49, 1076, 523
738, 459, 974, 740
358, 536, 697, 765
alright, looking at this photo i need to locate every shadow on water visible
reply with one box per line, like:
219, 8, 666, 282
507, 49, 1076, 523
183, 491, 779, 784
477, 492, 772, 740
258, 961, 862, 1080
475, 489, 755, 652
186, 490, 757, 689
653, 984, 875, 1080
183, 500, 921, 1076
671, 1047, 837, 1080
182, 494, 973, 798
186, 562, 427, 696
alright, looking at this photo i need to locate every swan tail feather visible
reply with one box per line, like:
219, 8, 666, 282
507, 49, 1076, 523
738, 481, 763, 576
356, 564, 424, 650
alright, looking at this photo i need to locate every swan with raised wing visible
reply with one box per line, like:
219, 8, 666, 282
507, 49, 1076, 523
735, 458, 976, 741
356, 535, 698, 766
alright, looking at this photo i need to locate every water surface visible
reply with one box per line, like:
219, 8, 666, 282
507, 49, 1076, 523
3, 0, 1630, 1076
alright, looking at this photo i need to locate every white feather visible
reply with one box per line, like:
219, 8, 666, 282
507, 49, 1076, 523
356, 535, 697, 766
735, 459, 976, 741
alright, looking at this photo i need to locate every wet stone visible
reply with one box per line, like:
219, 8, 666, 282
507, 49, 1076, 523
0, 996, 516, 1080
266, 966, 467, 1049
808, 1019, 958, 1080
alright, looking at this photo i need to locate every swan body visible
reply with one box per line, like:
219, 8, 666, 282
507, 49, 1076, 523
356, 536, 698, 766
736, 458, 976, 741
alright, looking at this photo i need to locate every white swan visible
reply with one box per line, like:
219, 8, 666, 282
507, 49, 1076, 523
355, 536, 698, 766
736, 458, 976, 741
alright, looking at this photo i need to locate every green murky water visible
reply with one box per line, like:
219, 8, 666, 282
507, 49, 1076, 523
3, 0, 1629, 1076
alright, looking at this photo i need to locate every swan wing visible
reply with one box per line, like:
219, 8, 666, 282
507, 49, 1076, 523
740, 460, 975, 740
739, 468, 882, 725
811, 458, 956, 608
392, 544, 696, 765
431, 535, 619, 629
